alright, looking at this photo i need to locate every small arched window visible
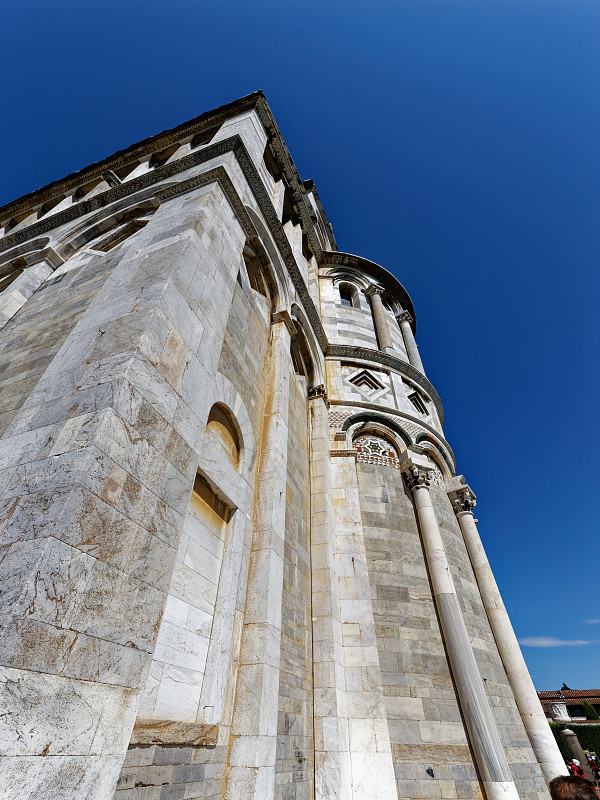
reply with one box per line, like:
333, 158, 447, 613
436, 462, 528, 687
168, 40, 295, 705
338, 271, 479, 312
205, 404, 240, 465
339, 282, 357, 308
340, 287, 352, 306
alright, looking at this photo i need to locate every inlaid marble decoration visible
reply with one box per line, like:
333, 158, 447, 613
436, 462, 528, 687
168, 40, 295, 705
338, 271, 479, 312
354, 434, 400, 468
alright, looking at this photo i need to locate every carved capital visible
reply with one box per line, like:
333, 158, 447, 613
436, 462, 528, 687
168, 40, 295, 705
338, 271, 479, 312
396, 310, 413, 326
365, 284, 384, 299
448, 485, 477, 515
308, 384, 330, 407
402, 464, 432, 491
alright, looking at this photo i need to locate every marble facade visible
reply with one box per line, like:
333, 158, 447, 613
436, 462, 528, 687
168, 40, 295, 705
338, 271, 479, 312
0, 92, 566, 799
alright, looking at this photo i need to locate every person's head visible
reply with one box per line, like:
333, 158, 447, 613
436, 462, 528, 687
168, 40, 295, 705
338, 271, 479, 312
549, 776, 597, 800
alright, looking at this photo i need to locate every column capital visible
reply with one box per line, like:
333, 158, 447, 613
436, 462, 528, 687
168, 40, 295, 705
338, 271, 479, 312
308, 384, 330, 408
400, 452, 433, 491
447, 481, 477, 515
396, 310, 413, 326
365, 284, 385, 298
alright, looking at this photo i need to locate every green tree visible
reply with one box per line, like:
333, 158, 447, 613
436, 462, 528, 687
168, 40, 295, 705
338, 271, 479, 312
582, 701, 600, 720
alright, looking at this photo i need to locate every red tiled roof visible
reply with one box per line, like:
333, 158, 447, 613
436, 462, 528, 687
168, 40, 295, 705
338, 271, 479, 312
538, 690, 600, 699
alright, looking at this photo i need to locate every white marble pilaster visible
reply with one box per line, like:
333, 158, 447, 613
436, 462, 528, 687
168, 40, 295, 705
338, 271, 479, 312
448, 479, 568, 783
333, 449, 397, 800
224, 314, 292, 799
309, 390, 352, 800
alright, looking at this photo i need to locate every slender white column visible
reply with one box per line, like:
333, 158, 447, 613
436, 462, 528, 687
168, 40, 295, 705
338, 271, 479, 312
448, 480, 569, 783
366, 286, 393, 352
309, 388, 352, 800
401, 453, 519, 800
396, 310, 425, 374
225, 313, 293, 799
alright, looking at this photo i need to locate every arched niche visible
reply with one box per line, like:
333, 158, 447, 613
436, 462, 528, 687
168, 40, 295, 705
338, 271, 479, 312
56, 195, 162, 260
242, 238, 277, 305
414, 433, 455, 478
342, 411, 412, 448
205, 403, 241, 467
290, 303, 324, 388
244, 205, 289, 308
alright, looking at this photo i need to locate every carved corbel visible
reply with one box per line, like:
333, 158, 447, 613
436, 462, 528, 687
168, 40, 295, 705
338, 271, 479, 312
271, 308, 296, 336
308, 384, 330, 407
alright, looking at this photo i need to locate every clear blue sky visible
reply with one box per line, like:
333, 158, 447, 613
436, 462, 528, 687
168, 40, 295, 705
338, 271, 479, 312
2, 0, 599, 690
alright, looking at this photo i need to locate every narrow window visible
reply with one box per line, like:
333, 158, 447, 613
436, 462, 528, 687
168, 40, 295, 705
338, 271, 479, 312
206, 404, 241, 465
340, 286, 353, 307
408, 392, 428, 415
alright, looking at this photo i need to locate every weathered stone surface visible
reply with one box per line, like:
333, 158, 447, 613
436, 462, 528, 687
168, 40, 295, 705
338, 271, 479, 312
0, 94, 553, 800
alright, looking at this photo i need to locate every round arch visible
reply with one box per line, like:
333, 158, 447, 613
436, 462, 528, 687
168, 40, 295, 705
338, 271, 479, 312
414, 434, 455, 478
342, 412, 413, 448
290, 302, 324, 387
244, 205, 289, 308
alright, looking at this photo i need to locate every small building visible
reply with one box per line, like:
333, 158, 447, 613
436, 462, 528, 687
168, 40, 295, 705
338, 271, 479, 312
539, 690, 600, 722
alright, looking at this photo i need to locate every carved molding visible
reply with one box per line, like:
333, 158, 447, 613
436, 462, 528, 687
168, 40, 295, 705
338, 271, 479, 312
326, 344, 443, 425
0, 93, 267, 221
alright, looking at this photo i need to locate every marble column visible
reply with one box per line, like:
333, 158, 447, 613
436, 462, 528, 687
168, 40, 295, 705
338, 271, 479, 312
447, 479, 569, 783
225, 312, 292, 799
309, 387, 352, 800
366, 286, 393, 352
396, 310, 425, 374
401, 452, 519, 800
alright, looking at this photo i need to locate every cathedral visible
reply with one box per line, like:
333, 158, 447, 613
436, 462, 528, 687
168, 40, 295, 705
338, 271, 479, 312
0, 92, 566, 800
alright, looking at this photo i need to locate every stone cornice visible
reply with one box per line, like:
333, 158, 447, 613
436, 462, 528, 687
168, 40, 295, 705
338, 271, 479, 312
0, 92, 333, 272
319, 251, 416, 332
325, 344, 443, 425
0, 92, 266, 221
0, 135, 329, 354
329, 399, 454, 468
253, 97, 328, 260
